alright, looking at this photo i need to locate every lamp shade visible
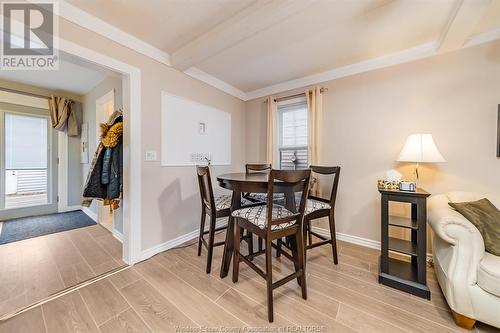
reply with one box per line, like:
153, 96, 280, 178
397, 134, 445, 163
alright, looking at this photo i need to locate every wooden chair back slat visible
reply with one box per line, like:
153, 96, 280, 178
309, 165, 341, 207
245, 163, 272, 174
266, 169, 311, 233
196, 165, 216, 212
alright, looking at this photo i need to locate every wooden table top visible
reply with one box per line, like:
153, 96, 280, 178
217, 172, 269, 183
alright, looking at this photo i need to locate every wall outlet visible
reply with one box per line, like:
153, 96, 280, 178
190, 153, 211, 163
145, 151, 157, 161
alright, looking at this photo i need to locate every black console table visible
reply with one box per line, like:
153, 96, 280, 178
378, 187, 431, 299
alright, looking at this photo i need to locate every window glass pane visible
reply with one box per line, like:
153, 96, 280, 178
281, 107, 307, 147
278, 101, 308, 169
4, 113, 48, 208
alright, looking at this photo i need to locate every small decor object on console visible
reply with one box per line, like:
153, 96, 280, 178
377, 180, 400, 190
400, 181, 416, 192
378, 169, 402, 190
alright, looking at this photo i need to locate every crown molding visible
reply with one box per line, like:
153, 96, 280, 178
52, 1, 500, 102
183, 67, 247, 100
464, 27, 500, 48
57, 0, 171, 66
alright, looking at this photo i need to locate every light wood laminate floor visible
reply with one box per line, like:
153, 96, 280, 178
0, 224, 125, 317
0, 233, 498, 333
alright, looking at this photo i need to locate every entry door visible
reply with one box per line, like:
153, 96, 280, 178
95, 90, 115, 231
0, 111, 52, 212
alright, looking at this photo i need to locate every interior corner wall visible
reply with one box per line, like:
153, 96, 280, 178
67, 101, 83, 207
245, 40, 500, 245
59, 18, 247, 252
82, 76, 124, 232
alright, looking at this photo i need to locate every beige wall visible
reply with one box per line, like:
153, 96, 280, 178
245, 40, 500, 244
58, 19, 247, 251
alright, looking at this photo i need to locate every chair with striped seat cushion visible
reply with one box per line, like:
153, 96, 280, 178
303, 166, 341, 264
232, 204, 295, 230
196, 166, 255, 274
277, 166, 341, 265
232, 169, 311, 323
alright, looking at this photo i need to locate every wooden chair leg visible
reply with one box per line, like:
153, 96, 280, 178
302, 219, 308, 264
197, 208, 206, 256
232, 221, 241, 283
307, 219, 312, 247
276, 238, 282, 257
451, 311, 476, 330
328, 213, 338, 265
296, 229, 307, 300
247, 231, 254, 257
258, 237, 263, 252
265, 239, 274, 323
205, 214, 216, 274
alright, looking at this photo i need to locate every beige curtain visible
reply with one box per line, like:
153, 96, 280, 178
266, 96, 278, 165
48, 96, 79, 136
307, 87, 323, 195
307, 86, 322, 166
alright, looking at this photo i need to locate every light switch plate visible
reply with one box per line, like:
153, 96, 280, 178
145, 151, 157, 161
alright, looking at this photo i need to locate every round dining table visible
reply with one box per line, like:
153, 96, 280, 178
216, 172, 299, 278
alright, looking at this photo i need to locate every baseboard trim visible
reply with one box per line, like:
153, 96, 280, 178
311, 226, 433, 262
311, 226, 380, 249
139, 219, 227, 262
139, 223, 434, 263
81, 207, 97, 222
112, 229, 124, 243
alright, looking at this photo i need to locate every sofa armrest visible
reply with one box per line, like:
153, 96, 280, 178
428, 195, 485, 285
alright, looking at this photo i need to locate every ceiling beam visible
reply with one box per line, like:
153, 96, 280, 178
171, 0, 317, 71
438, 0, 491, 53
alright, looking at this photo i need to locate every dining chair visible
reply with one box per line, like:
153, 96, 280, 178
243, 163, 272, 202
196, 165, 253, 273
231, 169, 311, 322
303, 165, 341, 264
275, 166, 341, 264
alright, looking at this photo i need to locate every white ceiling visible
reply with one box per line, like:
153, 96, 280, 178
64, 0, 500, 99
0, 56, 108, 95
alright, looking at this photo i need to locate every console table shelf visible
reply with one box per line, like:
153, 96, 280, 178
388, 216, 418, 229
378, 187, 431, 299
388, 237, 418, 256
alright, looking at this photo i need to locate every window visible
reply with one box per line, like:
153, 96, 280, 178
277, 99, 308, 170
1, 112, 50, 209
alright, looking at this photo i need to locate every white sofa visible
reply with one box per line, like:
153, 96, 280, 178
428, 192, 500, 330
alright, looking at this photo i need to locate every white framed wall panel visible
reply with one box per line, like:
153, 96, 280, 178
161, 92, 231, 166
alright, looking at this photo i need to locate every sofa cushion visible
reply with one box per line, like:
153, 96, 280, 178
449, 198, 500, 256
477, 253, 500, 297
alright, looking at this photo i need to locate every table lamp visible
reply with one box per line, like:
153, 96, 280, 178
397, 134, 445, 184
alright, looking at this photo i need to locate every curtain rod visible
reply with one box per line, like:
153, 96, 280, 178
0, 87, 50, 99
271, 87, 328, 103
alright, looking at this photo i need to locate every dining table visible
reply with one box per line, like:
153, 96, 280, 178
216, 172, 301, 278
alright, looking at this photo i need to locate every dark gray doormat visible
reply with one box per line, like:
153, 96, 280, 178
0, 210, 96, 244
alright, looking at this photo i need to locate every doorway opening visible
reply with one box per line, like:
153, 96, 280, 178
0, 52, 130, 318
